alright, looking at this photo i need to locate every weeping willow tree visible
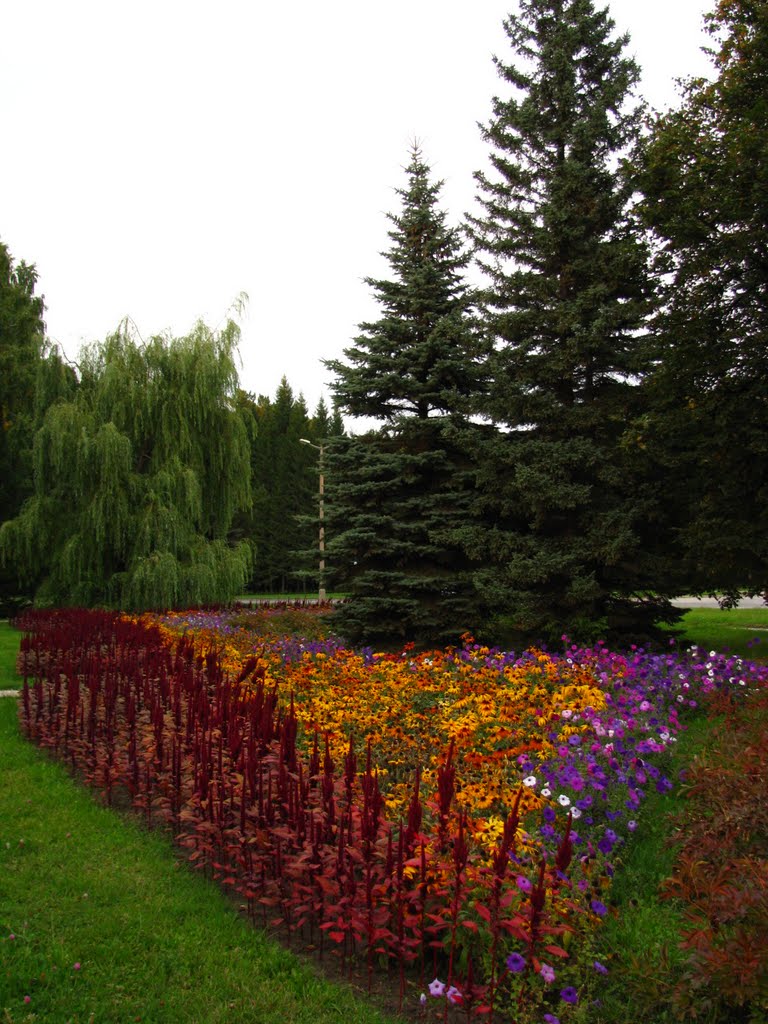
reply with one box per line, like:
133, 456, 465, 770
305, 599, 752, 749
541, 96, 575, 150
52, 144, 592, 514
0, 319, 253, 609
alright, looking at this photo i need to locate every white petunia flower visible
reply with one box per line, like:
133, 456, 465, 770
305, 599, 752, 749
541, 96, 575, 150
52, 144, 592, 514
558, 794, 571, 807
523, 775, 537, 787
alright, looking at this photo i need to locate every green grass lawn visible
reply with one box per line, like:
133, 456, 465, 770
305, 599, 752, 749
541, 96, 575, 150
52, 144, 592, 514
666, 607, 768, 661
0, 622, 398, 1024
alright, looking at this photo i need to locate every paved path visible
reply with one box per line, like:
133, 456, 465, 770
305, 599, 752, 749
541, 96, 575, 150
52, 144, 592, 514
672, 595, 767, 609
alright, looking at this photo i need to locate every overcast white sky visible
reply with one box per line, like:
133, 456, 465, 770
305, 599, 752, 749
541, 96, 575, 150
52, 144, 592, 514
1, 0, 713, 418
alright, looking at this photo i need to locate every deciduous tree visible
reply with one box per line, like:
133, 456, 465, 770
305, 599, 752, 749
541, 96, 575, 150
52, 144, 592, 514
1, 319, 252, 609
0, 241, 54, 613
635, 0, 768, 601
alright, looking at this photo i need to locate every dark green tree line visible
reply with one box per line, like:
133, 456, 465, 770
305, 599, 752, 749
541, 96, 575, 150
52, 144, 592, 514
237, 381, 343, 595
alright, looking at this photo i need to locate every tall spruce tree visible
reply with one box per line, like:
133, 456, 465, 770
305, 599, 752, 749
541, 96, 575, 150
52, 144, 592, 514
466, 0, 675, 645
635, 0, 768, 602
0, 319, 252, 609
324, 145, 484, 647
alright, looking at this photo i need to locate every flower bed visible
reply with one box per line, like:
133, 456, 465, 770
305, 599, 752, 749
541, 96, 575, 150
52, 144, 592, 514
13, 606, 767, 1022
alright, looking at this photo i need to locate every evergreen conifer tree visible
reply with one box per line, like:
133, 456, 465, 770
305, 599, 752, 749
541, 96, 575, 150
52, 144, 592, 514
325, 146, 484, 647
466, 0, 674, 644
240, 379, 330, 594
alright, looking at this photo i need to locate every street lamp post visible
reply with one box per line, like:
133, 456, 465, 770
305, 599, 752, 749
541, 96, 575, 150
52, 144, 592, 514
299, 438, 326, 601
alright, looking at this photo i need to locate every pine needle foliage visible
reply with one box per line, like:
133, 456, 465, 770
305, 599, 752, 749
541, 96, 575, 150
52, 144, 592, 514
325, 146, 484, 647
464, 0, 674, 646
0, 319, 252, 609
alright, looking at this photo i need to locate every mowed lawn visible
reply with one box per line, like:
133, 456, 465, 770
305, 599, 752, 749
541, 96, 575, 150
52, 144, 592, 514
667, 606, 768, 661
0, 621, 399, 1024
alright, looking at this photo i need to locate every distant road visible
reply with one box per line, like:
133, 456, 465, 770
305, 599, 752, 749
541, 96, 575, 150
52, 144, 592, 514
672, 595, 767, 609
235, 595, 767, 609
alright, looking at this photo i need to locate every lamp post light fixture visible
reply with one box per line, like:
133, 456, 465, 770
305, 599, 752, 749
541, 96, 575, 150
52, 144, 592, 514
299, 438, 326, 601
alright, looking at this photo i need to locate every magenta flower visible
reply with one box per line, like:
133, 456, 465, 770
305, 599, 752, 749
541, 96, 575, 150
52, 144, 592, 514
539, 962, 556, 983
516, 875, 533, 892
428, 978, 446, 997
446, 986, 463, 1005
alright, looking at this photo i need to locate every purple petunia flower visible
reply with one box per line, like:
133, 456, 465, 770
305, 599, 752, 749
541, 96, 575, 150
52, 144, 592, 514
593, 961, 609, 975
429, 978, 446, 997
516, 875, 533, 893
560, 986, 579, 1004
590, 899, 608, 916
543, 1015, 561, 1024
506, 952, 526, 974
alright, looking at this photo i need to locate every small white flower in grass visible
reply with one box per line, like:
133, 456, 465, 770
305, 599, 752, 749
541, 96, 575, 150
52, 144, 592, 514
558, 794, 571, 807
541, 787, 551, 797
523, 775, 537, 788
571, 807, 582, 819
561, 709, 572, 719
